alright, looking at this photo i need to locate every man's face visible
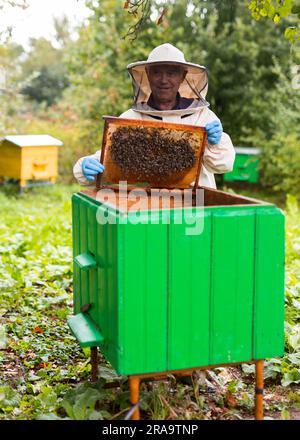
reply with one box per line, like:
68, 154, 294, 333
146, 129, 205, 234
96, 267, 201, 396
146, 64, 186, 106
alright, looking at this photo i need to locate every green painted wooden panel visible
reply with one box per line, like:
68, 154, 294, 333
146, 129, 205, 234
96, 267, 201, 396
210, 208, 255, 364
253, 207, 285, 359
96, 206, 109, 352
78, 199, 119, 370
167, 210, 211, 370
117, 220, 168, 375
72, 196, 120, 370
79, 201, 90, 309
72, 195, 81, 315
87, 205, 99, 325
68, 312, 104, 347
74, 252, 97, 270
104, 218, 119, 369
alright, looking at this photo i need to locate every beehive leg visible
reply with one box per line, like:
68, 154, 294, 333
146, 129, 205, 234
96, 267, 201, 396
90, 346, 98, 382
129, 376, 140, 420
20, 179, 26, 193
255, 360, 264, 420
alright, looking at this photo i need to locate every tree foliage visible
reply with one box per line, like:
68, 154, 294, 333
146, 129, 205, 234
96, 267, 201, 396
248, 0, 300, 44
120, 0, 300, 43
64, 1, 290, 143
20, 33, 71, 106
22, 65, 69, 106
0, 0, 28, 41
0, 0, 27, 7
1, 0, 299, 193
57, 0, 300, 193
0, 42, 26, 132
258, 59, 300, 193
0, 14, 72, 131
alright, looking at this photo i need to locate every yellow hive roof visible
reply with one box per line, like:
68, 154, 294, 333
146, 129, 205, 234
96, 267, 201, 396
2, 135, 63, 147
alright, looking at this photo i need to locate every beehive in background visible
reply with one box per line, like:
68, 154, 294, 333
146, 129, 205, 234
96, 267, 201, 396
224, 146, 261, 184
0, 134, 63, 190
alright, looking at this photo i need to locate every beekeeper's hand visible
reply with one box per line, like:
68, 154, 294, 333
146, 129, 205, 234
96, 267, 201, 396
82, 157, 105, 182
205, 120, 223, 145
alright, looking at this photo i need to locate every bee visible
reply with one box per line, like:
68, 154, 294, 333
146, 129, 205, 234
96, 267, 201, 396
110, 126, 196, 179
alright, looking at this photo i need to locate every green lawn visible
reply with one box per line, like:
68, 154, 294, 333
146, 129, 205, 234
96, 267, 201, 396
0, 183, 300, 420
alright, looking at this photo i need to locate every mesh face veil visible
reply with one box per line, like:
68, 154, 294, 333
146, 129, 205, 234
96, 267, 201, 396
127, 44, 209, 112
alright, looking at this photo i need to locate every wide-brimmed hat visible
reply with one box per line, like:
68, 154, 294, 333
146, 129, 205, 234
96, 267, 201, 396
127, 43, 208, 104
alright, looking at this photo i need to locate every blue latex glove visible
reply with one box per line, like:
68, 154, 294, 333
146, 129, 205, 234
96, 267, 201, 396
205, 120, 223, 145
82, 157, 105, 182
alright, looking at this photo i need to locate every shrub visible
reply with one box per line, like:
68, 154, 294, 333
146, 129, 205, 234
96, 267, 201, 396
260, 133, 300, 196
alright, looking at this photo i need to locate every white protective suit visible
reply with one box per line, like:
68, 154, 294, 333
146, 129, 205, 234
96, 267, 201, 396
73, 44, 235, 189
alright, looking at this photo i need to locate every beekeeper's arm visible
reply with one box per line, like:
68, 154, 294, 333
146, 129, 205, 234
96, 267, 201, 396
73, 110, 141, 186
203, 119, 235, 174
73, 151, 102, 186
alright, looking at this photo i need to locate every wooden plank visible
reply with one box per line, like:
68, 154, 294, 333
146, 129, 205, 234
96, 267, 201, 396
68, 312, 104, 347
210, 209, 255, 364
203, 186, 269, 207
0, 142, 22, 178
105, 219, 119, 369
253, 207, 285, 359
167, 209, 211, 370
117, 218, 168, 375
72, 195, 81, 314
79, 200, 89, 309
87, 205, 99, 325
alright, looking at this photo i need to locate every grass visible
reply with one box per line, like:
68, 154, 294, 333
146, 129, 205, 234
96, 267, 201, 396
0, 183, 299, 420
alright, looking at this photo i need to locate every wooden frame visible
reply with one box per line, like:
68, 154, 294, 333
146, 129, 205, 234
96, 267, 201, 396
96, 116, 207, 191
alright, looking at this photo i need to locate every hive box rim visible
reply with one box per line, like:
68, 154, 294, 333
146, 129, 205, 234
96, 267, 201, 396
74, 185, 275, 215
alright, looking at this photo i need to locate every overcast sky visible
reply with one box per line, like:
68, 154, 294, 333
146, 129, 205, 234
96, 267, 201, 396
0, 0, 91, 49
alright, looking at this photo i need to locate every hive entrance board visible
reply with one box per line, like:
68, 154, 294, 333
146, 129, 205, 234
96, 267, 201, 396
96, 117, 207, 191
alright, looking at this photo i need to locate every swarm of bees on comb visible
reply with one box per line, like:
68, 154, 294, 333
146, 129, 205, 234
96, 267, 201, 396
110, 126, 196, 180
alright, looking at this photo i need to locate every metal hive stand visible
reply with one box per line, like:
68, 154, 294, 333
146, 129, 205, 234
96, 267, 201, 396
89, 347, 264, 421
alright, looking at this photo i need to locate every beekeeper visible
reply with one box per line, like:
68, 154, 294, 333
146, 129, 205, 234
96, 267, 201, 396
73, 43, 235, 188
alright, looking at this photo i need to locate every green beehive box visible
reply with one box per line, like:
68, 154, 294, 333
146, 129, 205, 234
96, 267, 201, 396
224, 147, 260, 184
70, 188, 284, 375
69, 119, 284, 377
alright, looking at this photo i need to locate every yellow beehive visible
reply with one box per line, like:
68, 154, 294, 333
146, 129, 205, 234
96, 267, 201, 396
0, 135, 63, 189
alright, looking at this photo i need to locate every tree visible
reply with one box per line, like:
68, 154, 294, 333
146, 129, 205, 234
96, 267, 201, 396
20, 17, 73, 106
121, 0, 300, 43
0, 0, 27, 6
63, 0, 163, 145
248, 0, 300, 44
22, 65, 69, 106
0, 41, 26, 132
53, 15, 73, 48
64, 0, 291, 146
257, 58, 300, 194
0, 0, 28, 42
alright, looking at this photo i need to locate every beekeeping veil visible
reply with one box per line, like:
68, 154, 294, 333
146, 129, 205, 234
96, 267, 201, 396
127, 43, 209, 115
